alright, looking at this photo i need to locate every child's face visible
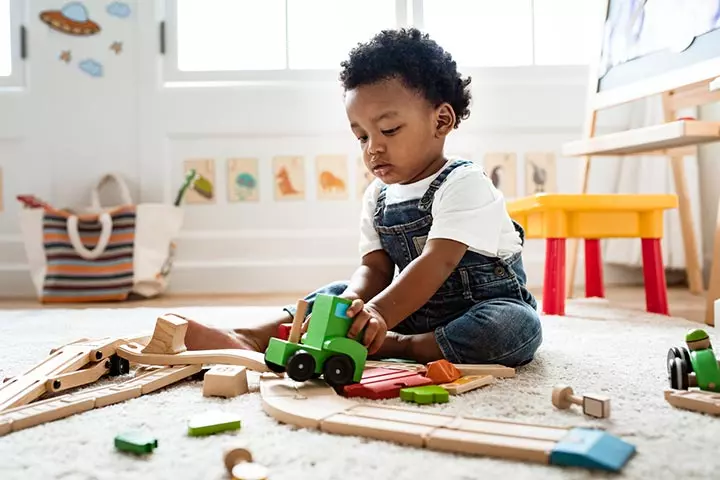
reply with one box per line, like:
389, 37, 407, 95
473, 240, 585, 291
345, 77, 450, 185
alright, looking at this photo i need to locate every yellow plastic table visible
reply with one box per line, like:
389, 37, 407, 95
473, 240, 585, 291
507, 193, 678, 316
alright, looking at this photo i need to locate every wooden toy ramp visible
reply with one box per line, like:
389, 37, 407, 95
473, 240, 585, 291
260, 375, 636, 472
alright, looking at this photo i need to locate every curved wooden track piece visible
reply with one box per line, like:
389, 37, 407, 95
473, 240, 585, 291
259, 375, 636, 472
116, 342, 270, 373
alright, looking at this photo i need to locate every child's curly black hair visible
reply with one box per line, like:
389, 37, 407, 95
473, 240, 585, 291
339, 27, 472, 128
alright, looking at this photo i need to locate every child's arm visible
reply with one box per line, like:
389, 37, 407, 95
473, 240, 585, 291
341, 250, 395, 302
365, 238, 467, 329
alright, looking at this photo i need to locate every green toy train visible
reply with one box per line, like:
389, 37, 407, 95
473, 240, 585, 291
667, 328, 720, 392
264, 294, 367, 388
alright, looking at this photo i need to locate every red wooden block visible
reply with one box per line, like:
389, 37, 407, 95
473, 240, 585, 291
277, 323, 292, 341
342, 367, 434, 400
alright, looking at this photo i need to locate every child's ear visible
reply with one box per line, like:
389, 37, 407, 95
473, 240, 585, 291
435, 103, 456, 137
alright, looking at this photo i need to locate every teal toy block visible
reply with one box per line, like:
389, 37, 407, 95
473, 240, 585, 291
114, 431, 158, 455
187, 411, 242, 437
549, 428, 636, 472
399, 385, 450, 404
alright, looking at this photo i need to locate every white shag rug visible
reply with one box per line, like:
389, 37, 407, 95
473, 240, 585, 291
0, 299, 718, 480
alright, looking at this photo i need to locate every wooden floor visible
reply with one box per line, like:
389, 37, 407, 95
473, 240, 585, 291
0, 285, 711, 323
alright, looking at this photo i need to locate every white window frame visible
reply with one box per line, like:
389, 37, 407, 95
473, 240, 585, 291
0, 0, 25, 88
162, 0, 409, 84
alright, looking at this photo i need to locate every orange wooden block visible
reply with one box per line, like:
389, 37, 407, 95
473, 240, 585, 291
426, 360, 461, 384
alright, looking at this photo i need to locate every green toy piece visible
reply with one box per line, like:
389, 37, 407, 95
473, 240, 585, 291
264, 294, 367, 388
400, 385, 450, 405
114, 431, 158, 455
685, 329, 720, 392
667, 328, 720, 392
187, 411, 242, 437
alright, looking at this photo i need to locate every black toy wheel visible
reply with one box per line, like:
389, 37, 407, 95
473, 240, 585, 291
669, 357, 689, 390
265, 360, 286, 374
108, 355, 130, 376
323, 354, 355, 388
667, 346, 693, 374
286, 350, 316, 382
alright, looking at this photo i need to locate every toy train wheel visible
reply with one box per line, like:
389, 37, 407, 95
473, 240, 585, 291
668, 357, 689, 390
323, 354, 355, 388
286, 350, 316, 382
667, 346, 693, 373
265, 360, 286, 374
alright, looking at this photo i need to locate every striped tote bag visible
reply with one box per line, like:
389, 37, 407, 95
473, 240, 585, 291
19, 173, 184, 303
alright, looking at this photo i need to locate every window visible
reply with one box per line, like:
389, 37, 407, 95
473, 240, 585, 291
166, 0, 403, 81
164, 0, 605, 83
0, 0, 23, 87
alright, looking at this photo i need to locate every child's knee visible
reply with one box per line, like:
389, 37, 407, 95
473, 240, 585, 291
435, 301, 542, 368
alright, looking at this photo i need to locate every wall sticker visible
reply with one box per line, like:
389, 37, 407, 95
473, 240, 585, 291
78, 58, 103, 77
110, 41, 123, 54
106, 2, 131, 19
59, 50, 72, 63
40, 2, 101, 36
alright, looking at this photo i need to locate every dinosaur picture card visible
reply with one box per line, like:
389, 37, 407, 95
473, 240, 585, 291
227, 158, 259, 202
272, 156, 305, 201
316, 155, 349, 201
483, 152, 517, 198
524, 152, 557, 195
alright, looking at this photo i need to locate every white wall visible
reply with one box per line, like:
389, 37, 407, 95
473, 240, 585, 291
0, 0, 646, 298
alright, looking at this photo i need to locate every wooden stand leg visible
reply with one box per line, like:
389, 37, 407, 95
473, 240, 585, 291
662, 93, 703, 295
641, 238, 669, 315
703, 196, 720, 326
584, 239, 604, 298
543, 239, 566, 316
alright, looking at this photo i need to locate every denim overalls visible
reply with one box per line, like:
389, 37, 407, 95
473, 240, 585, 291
286, 159, 543, 367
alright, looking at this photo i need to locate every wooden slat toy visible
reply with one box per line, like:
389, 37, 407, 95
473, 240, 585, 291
664, 389, 720, 416
439, 375, 494, 395
342, 367, 433, 400
141, 314, 189, 354
260, 375, 636, 472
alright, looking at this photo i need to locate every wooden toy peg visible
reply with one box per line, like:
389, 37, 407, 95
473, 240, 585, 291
287, 300, 308, 344
552, 385, 611, 419
142, 314, 189, 355
224, 446, 269, 480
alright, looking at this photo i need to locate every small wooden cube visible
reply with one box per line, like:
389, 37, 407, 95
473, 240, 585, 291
583, 394, 611, 418
203, 365, 249, 398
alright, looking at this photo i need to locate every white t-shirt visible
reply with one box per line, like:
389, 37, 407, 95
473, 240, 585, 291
359, 160, 522, 259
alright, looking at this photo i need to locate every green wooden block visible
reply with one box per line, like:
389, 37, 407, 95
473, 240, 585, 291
187, 411, 242, 437
114, 431, 158, 455
400, 385, 450, 405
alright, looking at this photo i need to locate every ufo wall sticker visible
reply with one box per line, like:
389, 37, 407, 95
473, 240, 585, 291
40, 2, 101, 36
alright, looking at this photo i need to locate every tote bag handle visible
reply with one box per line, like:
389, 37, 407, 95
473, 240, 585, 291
66, 213, 113, 260
90, 173, 133, 210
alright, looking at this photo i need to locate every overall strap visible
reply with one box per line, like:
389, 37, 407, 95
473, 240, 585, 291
418, 159, 473, 212
373, 185, 388, 220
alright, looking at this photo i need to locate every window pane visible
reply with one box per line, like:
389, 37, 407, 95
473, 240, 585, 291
533, 0, 607, 65
422, 0, 533, 67
177, 0, 286, 71
287, 0, 397, 69
0, 0, 10, 76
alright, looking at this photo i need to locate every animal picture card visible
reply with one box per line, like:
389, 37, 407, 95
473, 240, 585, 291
525, 152, 557, 195
316, 155, 349, 201
483, 152, 517, 198
356, 156, 374, 200
227, 157, 259, 202
183, 158, 215, 204
272, 156, 305, 201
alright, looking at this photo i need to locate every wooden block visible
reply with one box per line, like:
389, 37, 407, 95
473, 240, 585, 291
583, 394, 611, 419
426, 360, 462, 383
455, 364, 515, 378
203, 365, 249, 398
342, 368, 433, 400
277, 323, 292, 341
400, 385, 449, 404
142, 314, 189, 354
187, 411, 242, 436
440, 375, 494, 395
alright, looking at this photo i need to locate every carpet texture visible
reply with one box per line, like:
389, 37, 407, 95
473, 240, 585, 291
0, 299, 718, 480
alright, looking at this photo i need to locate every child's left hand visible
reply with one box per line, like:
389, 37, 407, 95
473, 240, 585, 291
345, 299, 387, 355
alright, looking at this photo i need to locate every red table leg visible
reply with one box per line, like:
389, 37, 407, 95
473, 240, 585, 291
641, 238, 669, 315
584, 239, 605, 298
543, 238, 566, 316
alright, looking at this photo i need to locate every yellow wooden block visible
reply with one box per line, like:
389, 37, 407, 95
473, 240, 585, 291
507, 194, 678, 239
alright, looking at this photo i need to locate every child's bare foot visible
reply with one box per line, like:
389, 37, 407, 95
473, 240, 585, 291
183, 319, 263, 352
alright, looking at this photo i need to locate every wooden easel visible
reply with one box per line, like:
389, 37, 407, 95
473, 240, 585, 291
561, 0, 720, 326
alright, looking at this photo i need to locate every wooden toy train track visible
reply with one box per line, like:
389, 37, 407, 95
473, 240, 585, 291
0, 312, 637, 473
